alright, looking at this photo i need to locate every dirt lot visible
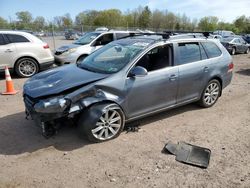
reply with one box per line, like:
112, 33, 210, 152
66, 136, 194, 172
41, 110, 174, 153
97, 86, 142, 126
0, 49, 250, 187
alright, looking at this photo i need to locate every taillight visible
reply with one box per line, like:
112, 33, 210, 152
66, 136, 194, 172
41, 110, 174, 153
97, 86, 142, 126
43, 44, 49, 49
228, 62, 234, 72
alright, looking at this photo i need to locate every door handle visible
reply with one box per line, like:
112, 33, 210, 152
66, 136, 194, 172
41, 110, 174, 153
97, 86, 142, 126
169, 74, 177, 81
204, 67, 209, 72
5, 49, 13, 53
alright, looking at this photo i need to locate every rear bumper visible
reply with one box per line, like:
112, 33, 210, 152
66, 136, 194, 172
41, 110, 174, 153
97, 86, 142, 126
222, 72, 233, 89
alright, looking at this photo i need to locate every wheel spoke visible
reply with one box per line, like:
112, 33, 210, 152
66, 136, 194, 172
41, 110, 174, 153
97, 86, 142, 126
110, 123, 120, 128
110, 117, 121, 124
105, 110, 109, 121
108, 111, 116, 121
92, 126, 104, 134
100, 116, 105, 123
109, 127, 116, 135
105, 129, 109, 138
98, 129, 105, 138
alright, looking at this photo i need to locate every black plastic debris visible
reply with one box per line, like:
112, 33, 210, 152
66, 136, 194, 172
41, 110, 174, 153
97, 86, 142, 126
125, 126, 140, 133
164, 141, 211, 168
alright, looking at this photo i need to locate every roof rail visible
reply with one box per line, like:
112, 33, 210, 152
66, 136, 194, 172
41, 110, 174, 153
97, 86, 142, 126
163, 30, 212, 38
128, 32, 171, 39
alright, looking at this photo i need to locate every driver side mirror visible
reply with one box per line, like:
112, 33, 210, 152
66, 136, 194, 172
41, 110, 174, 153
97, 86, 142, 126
128, 66, 148, 77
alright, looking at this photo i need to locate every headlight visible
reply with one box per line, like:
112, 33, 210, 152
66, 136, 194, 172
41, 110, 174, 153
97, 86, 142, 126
34, 97, 70, 113
64, 48, 77, 54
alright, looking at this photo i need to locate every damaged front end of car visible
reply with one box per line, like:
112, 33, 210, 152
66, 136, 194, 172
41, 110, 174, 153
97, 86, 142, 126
23, 85, 120, 138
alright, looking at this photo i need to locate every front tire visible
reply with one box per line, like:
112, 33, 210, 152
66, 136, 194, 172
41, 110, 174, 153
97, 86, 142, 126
77, 103, 125, 142
199, 79, 221, 108
15, 57, 39, 78
231, 47, 236, 55
245, 47, 249, 54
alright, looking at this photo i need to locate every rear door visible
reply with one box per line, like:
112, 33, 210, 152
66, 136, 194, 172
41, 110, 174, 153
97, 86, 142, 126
174, 42, 209, 103
0, 34, 16, 70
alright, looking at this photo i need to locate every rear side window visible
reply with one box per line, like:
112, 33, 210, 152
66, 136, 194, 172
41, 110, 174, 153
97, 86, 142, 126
178, 43, 201, 64
115, 33, 130, 40
0, 34, 5, 45
5, 34, 30, 43
202, 42, 222, 58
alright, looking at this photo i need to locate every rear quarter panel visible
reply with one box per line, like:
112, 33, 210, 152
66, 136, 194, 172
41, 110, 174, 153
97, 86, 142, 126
14, 42, 54, 64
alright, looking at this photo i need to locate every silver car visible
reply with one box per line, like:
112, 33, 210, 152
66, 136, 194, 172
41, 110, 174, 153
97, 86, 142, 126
54, 31, 136, 66
23, 34, 233, 142
0, 31, 54, 77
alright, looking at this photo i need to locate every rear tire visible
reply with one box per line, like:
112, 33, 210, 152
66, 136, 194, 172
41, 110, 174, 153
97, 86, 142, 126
15, 57, 39, 78
77, 103, 125, 142
199, 79, 221, 108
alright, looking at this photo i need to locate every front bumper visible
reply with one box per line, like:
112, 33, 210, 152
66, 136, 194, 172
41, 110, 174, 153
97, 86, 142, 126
54, 54, 77, 66
24, 95, 69, 123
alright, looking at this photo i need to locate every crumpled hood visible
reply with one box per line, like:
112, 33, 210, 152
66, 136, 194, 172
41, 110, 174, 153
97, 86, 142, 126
23, 64, 108, 98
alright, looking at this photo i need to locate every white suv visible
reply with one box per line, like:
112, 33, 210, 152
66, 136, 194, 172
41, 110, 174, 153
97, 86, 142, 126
0, 31, 54, 77
54, 30, 136, 66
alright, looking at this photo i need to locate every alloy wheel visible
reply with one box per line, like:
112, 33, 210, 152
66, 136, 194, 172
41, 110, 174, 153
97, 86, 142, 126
18, 60, 37, 77
203, 82, 220, 106
91, 109, 122, 141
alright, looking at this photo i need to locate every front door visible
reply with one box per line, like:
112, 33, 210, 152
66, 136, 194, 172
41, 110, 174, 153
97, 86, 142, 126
125, 45, 178, 119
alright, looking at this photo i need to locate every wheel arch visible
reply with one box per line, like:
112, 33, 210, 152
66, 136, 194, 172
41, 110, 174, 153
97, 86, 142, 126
76, 54, 88, 63
86, 100, 126, 118
208, 76, 223, 96
14, 56, 40, 70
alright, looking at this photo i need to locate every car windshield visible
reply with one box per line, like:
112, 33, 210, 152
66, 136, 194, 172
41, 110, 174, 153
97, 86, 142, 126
221, 37, 234, 42
74, 32, 100, 45
79, 41, 149, 74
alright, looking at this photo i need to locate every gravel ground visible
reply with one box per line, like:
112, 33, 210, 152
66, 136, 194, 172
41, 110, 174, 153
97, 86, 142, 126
0, 45, 249, 187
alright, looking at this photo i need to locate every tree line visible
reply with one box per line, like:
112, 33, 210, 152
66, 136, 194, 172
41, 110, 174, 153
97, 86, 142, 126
0, 6, 249, 34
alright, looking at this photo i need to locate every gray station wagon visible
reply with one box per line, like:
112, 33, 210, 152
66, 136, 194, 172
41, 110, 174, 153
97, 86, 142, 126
23, 34, 233, 142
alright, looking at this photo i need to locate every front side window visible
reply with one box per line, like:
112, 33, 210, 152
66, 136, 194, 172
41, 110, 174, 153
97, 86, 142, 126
79, 41, 146, 74
135, 45, 171, 72
5, 34, 29, 43
202, 42, 222, 58
96, 34, 114, 45
178, 43, 201, 65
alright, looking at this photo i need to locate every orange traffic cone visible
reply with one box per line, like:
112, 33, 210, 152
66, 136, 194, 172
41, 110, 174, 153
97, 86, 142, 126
1, 66, 19, 95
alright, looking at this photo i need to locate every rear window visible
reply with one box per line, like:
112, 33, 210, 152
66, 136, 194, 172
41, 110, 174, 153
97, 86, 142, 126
202, 42, 222, 58
5, 34, 30, 43
178, 43, 201, 64
0, 34, 5, 45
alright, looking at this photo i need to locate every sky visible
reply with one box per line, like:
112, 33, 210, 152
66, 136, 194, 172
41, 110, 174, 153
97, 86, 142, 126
0, 0, 250, 23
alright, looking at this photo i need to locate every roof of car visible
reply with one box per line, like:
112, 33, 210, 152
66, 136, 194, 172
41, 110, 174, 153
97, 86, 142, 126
0, 30, 44, 43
